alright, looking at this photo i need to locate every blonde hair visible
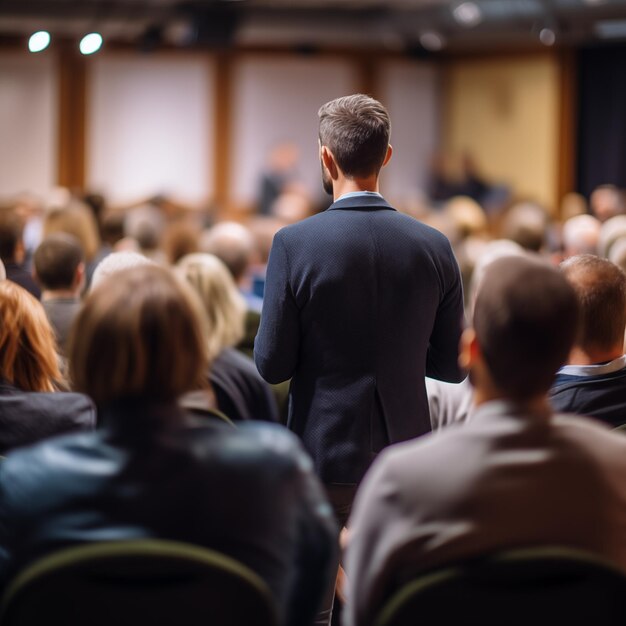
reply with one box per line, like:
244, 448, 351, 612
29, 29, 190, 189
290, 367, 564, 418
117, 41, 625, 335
0, 281, 61, 392
43, 203, 101, 262
69, 265, 208, 406
176, 253, 246, 360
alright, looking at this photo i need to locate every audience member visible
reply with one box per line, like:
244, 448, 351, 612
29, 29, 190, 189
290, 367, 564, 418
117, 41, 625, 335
499, 201, 549, 253
163, 219, 200, 265
609, 237, 626, 274
562, 214, 601, 257
590, 184, 625, 223
0, 265, 336, 626
345, 256, 626, 626
598, 215, 626, 259
560, 192, 588, 222
0, 281, 94, 454
0, 208, 41, 299
177, 253, 279, 423
33, 233, 85, 355
43, 202, 104, 286
426, 239, 526, 430
90, 251, 152, 289
550, 254, 626, 427
200, 221, 263, 313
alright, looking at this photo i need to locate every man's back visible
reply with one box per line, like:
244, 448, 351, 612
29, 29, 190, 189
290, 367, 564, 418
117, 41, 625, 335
255, 194, 463, 483
345, 401, 626, 626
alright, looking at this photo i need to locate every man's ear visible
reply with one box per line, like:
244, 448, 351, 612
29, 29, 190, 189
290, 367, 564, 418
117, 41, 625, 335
459, 327, 480, 371
382, 144, 393, 168
14, 240, 25, 264
321, 146, 339, 180
74, 262, 86, 292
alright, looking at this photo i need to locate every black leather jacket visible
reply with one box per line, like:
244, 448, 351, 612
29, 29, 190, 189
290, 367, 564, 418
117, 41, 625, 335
0, 401, 337, 626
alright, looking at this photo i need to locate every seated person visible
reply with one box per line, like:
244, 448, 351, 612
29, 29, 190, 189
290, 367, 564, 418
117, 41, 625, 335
177, 253, 279, 423
0, 281, 94, 453
0, 208, 40, 299
32, 233, 85, 355
550, 254, 626, 427
344, 256, 626, 626
0, 265, 336, 626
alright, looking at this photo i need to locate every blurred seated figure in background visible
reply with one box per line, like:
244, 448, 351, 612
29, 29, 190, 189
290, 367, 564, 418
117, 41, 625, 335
550, 254, 626, 427
0, 281, 94, 454
163, 218, 200, 265
43, 201, 104, 288
0, 208, 40, 299
598, 215, 626, 260
426, 239, 527, 431
33, 233, 85, 356
560, 192, 588, 223
90, 251, 152, 290
177, 253, 279, 424
0, 265, 336, 626
257, 142, 301, 216
590, 184, 625, 223
200, 221, 263, 314
562, 214, 601, 257
344, 256, 626, 626
499, 201, 550, 254
428, 153, 489, 205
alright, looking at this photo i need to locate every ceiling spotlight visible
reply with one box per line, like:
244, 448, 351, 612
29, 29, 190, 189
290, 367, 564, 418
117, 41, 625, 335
539, 27, 556, 46
419, 32, 446, 51
453, 2, 483, 28
79, 33, 103, 55
28, 31, 51, 53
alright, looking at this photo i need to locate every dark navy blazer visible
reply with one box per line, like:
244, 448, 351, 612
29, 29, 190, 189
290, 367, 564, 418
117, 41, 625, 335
254, 194, 465, 484
550, 366, 626, 428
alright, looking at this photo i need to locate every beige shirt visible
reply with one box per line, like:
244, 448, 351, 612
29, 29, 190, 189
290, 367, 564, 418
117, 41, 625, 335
344, 400, 626, 626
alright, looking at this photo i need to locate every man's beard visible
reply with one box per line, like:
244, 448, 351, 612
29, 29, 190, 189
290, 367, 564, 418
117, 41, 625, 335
320, 159, 333, 196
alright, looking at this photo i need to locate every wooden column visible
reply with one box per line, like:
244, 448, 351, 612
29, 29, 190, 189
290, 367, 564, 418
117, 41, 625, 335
356, 53, 377, 98
213, 51, 232, 212
57, 43, 87, 189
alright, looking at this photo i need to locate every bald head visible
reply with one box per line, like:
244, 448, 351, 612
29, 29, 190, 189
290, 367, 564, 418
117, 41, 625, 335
562, 214, 601, 257
560, 254, 626, 358
473, 256, 579, 400
200, 222, 255, 283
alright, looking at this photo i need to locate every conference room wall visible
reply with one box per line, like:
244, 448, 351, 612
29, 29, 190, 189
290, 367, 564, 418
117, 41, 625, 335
0, 52, 58, 200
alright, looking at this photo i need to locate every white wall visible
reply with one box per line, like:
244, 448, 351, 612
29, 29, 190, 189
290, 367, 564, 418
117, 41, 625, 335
378, 60, 440, 205
0, 53, 58, 200
87, 54, 214, 204
229, 56, 356, 207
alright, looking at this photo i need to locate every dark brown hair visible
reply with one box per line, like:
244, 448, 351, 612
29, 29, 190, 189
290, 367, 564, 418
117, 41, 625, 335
68, 265, 207, 406
560, 254, 626, 353
0, 208, 24, 262
34, 233, 84, 291
474, 256, 579, 400
318, 94, 391, 179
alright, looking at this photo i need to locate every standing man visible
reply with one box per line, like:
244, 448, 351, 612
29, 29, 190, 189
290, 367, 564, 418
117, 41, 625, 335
255, 94, 464, 518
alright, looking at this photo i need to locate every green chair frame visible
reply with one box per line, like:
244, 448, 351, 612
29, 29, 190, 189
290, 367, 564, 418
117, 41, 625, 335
376, 546, 626, 626
0, 539, 278, 626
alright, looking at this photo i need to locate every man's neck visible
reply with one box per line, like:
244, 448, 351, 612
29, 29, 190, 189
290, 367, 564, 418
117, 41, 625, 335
332, 176, 380, 201
42, 289, 79, 301
473, 386, 551, 415
567, 345, 624, 366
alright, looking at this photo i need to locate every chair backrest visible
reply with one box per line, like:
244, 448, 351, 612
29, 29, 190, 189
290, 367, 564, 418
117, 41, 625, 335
0, 539, 278, 626
376, 546, 626, 626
